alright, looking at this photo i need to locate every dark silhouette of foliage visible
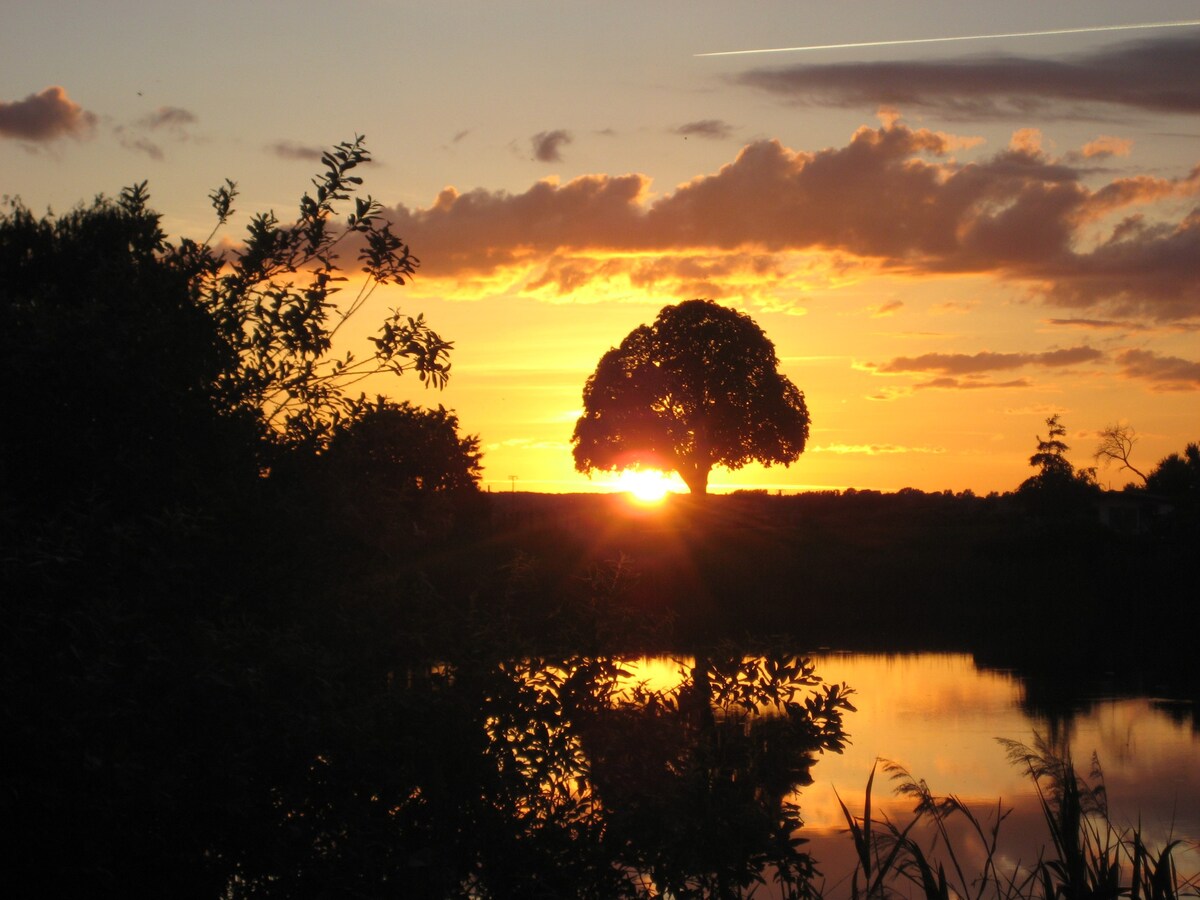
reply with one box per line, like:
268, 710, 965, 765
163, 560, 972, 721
837, 735, 1197, 900
323, 397, 482, 493
1026, 414, 1074, 482
1145, 441, 1200, 499
572, 299, 810, 495
0, 136, 451, 517
0, 185, 249, 515
575, 652, 853, 898
185, 139, 453, 458
0, 140, 467, 897
347, 646, 854, 900
1144, 441, 1200, 532
1018, 414, 1099, 518
313, 397, 486, 546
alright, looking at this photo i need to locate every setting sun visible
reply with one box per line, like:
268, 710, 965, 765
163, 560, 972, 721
614, 469, 677, 504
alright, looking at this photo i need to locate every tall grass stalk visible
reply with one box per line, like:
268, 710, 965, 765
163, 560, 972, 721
832, 734, 1198, 900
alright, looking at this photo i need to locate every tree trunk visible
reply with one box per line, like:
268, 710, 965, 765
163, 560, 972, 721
679, 463, 710, 495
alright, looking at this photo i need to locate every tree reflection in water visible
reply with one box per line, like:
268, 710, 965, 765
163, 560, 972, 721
390, 651, 854, 899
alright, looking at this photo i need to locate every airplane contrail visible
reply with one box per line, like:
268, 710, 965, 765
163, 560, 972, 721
695, 19, 1200, 58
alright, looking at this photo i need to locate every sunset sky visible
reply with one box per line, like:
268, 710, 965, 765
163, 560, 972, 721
5, 1, 1198, 494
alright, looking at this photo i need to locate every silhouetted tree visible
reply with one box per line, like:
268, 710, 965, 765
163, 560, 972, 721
185, 137, 453, 458
1146, 441, 1200, 499
1026, 414, 1073, 481
314, 397, 485, 545
0, 186, 246, 515
572, 299, 809, 495
1018, 414, 1099, 517
1093, 422, 1148, 484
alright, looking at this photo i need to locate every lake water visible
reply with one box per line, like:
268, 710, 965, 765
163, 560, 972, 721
622, 651, 1200, 896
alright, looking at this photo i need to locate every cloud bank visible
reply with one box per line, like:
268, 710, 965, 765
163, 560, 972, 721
378, 121, 1200, 320
1115, 349, 1200, 390
731, 35, 1200, 119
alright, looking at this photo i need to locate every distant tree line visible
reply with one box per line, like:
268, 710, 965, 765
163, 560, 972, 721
1015, 414, 1198, 530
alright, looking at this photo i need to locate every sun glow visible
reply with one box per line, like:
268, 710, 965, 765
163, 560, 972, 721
614, 469, 676, 504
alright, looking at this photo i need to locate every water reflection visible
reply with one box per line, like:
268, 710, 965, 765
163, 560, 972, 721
250, 650, 1198, 898
610, 653, 1199, 899
390, 650, 854, 898
791, 653, 1200, 898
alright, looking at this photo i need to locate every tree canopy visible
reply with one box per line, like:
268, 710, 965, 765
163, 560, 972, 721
1146, 441, 1200, 500
572, 299, 810, 494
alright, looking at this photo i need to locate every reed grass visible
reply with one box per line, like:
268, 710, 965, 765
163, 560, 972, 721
833, 733, 1198, 900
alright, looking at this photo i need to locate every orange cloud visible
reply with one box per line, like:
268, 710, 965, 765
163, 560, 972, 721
1080, 136, 1133, 159
371, 121, 1199, 319
1082, 167, 1200, 218
0, 86, 96, 142
1009, 128, 1044, 155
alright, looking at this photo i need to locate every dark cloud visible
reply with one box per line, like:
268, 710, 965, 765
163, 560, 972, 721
914, 377, 1031, 390
115, 104, 196, 160
531, 129, 572, 162
731, 35, 1200, 119
123, 136, 164, 161
267, 140, 324, 162
0, 86, 96, 141
1045, 317, 1149, 331
872, 346, 1104, 375
1115, 348, 1200, 390
1035, 208, 1200, 321
140, 106, 196, 130
372, 122, 1199, 318
674, 119, 734, 140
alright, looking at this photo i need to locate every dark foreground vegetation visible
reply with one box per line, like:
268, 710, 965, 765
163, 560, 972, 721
3, 146, 1196, 896
839, 735, 1199, 900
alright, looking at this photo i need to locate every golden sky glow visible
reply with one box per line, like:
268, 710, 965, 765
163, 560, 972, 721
4, 1, 1198, 494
